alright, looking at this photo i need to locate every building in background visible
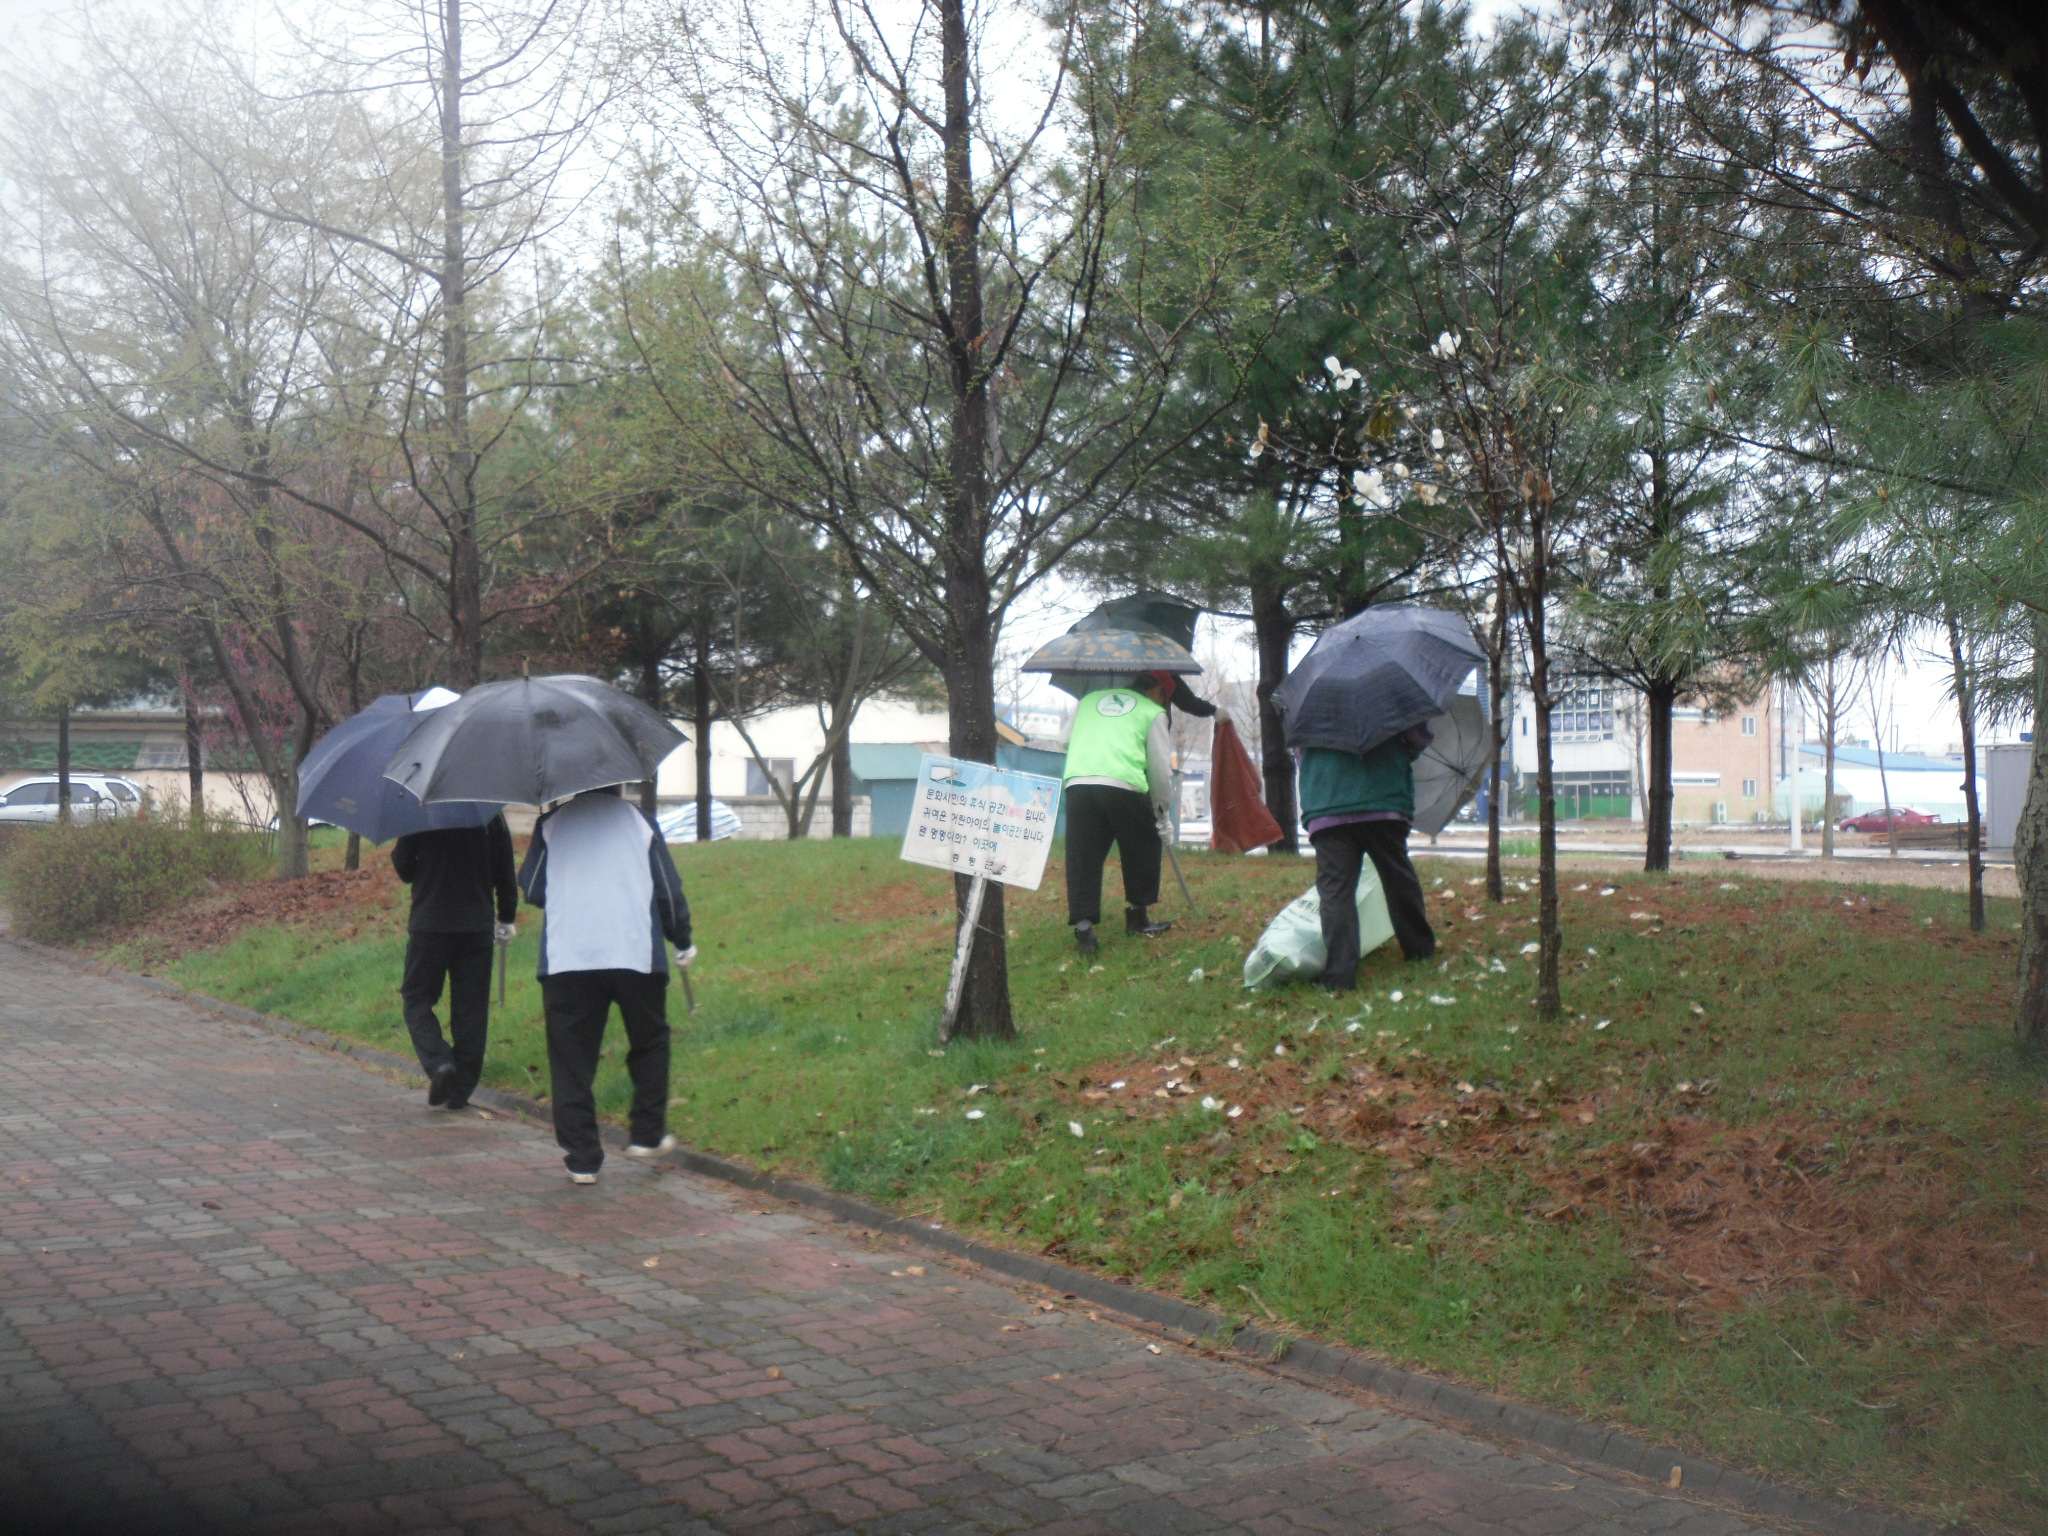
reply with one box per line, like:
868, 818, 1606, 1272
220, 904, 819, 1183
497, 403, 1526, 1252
0, 707, 274, 824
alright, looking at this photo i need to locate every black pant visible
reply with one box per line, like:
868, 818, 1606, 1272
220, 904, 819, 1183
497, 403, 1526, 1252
540, 969, 672, 1173
1311, 820, 1435, 988
1064, 783, 1162, 926
400, 931, 495, 1100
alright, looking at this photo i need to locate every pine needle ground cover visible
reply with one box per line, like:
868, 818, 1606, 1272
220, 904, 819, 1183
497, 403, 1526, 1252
120, 840, 2040, 1532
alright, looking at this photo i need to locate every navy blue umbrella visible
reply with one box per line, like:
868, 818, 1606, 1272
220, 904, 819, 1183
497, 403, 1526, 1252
296, 691, 502, 843
1274, 607, 1486, 757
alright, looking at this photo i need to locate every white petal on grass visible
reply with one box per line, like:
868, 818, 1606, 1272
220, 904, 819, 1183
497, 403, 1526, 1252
1598, 887, 1615, 896
965, 1109, 985, 1120
1187, 967, 1205, 983
1389, 989, 1404, 1002
1068, 1121, 1085, 1138
1109, 1080, 1126, 1090
1520, 942, 1541, 955
1595, 1019, 1610, 1030
1227, 1105, 1243, 1118
1200, 1096, 1221, 1110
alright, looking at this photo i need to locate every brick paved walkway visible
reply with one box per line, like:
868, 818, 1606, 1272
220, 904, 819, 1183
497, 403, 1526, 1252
0, 944, 1790, 1536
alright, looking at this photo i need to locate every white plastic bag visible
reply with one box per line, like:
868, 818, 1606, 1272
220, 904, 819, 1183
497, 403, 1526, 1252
1242, 862, 1396, 988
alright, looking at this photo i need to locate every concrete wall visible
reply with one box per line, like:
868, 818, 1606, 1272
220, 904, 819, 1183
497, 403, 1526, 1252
652, 699, 949, 803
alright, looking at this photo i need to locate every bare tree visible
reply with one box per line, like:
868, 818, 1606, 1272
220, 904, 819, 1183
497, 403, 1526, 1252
632, 0, 1240, 1037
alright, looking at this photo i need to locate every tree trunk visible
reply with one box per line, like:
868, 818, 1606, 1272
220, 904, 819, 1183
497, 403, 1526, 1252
345, 833, 362, 871
1527, 579, 1561, 1022
1250, 579, 1297, 853
1486, 577, 1506, 903
185, 691, 205, 829
273, 768, 309, 879
56, 703, 72, 826
1873, 722, 1897, 856
2013, 612, 2048, 1045
831, 729, 853, 837
639, 648, 663, 818
1946, 607, 1985, 931
943, 632, 1014, 1041
439, 0, 483, 688
693, 611, 714, 841
1643, 676, 1677, 873
930, 0, 1012, 1041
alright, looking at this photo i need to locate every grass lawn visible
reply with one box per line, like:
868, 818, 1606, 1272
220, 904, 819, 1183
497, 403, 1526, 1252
112, 839, 2042, 1532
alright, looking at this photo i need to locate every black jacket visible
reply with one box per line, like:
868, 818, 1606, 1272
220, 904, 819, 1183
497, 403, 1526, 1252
391, 817, 519, 934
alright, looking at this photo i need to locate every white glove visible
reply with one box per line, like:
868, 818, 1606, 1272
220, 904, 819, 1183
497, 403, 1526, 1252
675, 944, 698, 969
1155, 809, 1175, 841
493, 921, 517, 944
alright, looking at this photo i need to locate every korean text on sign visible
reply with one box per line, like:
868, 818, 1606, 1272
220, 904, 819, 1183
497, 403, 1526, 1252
898, 755, 1062, 891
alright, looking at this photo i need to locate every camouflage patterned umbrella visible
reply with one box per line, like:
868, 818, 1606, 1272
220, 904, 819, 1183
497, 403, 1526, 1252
1067, 593, 1216, 715
1021, 627, 1201, 701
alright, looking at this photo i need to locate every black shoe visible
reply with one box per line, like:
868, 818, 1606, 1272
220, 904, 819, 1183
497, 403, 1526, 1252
1074, 922, 1099, 957
1126, 907, 1172, 938
427, 1063, 458, 1108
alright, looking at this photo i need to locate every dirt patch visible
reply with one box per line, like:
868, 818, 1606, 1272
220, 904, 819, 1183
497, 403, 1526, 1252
1556, 1118, 2048, 1337
1057, 1020, 2048, 1344
105, 866, 403, 966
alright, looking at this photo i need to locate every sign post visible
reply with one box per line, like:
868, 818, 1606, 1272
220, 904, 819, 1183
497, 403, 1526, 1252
898, 754, 1062, 1042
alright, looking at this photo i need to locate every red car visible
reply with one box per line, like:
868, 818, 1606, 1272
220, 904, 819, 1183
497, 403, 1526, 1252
1837, 807, 1939, 834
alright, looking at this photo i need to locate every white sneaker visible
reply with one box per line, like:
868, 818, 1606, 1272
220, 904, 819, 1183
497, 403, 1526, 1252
625, 1135, 677, 1158
567, 1170, 598, 1185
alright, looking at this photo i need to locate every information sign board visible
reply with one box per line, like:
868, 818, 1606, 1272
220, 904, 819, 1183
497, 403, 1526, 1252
899, 754, 1061, 891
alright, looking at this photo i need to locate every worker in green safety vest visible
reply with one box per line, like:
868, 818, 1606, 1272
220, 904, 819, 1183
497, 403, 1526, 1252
1061, 671, 1177, 957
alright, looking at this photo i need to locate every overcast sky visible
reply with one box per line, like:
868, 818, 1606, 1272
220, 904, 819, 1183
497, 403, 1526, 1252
0, 0, 2010, 754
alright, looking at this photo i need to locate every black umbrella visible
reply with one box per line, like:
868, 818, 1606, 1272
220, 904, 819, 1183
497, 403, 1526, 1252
296, 689, 501, 842
1274, 607, 1486, 757
382, 674, 686, 806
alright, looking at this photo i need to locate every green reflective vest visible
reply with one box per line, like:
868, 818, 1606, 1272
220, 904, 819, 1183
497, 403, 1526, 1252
1063, 689, 1162, 790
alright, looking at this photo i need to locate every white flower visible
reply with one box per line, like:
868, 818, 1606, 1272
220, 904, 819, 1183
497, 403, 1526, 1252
965, 1109, 985, 1120
1324, 355, 1344, 374
1068, 1121, 1085, 1138
1430, 427, 1445, 450
1440, 330, 1461, 355
1415, 483, 1441, 505
1392, 462, 1410, 478
1333, 371, 1356, 391
1248, 440, 1265, 460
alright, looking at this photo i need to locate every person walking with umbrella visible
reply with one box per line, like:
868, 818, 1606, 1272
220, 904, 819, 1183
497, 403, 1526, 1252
517, 785, 693, 1185
296, 687, 509, 1111
392, 815, 518, 1109
382, 673, 694, 1181
1060, 670, 1179, 957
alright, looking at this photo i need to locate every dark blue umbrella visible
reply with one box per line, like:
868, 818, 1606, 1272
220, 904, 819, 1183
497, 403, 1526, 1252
1274, 607, 1486, 757
296, 691, 502, 843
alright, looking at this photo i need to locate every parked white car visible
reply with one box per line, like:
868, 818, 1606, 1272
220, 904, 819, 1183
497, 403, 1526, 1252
0, 775, 147, 823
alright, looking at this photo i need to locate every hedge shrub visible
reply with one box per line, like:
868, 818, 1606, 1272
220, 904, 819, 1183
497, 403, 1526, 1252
4, 817, 269, 944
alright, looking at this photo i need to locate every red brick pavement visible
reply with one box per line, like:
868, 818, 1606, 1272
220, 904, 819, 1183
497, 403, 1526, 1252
0, 944, 1791, 1536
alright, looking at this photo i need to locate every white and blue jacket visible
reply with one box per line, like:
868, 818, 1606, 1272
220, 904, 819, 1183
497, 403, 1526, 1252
517, 793, 691, 977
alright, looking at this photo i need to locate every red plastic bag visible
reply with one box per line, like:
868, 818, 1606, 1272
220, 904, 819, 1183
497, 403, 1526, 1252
1210, 717, 1284, 853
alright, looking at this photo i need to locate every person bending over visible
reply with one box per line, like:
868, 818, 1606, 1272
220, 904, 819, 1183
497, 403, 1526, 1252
518, 785, 693, 1185
1298, 723, 1436, 991
392, 814, 517, 1110
1061, 671, 1177, 957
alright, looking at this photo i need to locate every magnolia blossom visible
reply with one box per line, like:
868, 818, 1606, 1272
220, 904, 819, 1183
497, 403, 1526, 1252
1430, 427, 1445, 450
1322, 355, 1363, 390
